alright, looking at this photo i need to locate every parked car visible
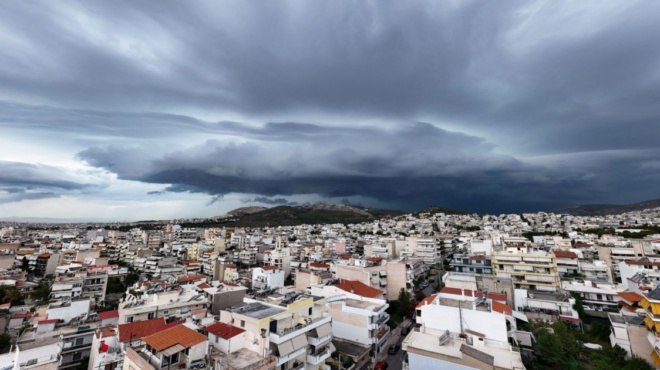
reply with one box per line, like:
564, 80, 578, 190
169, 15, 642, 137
375, 362, 389, 370
401, 326, 411, 335
413, 288, 422, 293
388, 344, 401, 355
422, 281, 429, 288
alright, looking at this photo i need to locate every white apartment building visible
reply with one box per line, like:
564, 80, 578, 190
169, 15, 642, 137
252, 266, 285, 291
264, 246, 292, 277
118, 286, 209, 324
403, 293, 523, 370
560, 280, 626, 312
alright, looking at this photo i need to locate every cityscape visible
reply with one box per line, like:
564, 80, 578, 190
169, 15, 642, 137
2, 1, 660, 370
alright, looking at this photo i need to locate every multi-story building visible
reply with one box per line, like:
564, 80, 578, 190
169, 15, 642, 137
579, 260, 613, 282
553, 250, 579, 277
560, 280, 626, 312
118, 286, 209, 324
414, 238, 440, 265
403, 291, 523, 369
313, 286, 391, 358
51, 265, 109, 302
123, 324, 209, 370
264, 246, 292, 277
219, 294, 335, 370
597, 244, 644, 281
252, 266, 285, 291
640, 286, 660, 367
492, 245, 560, 292
450, 254, 493, 274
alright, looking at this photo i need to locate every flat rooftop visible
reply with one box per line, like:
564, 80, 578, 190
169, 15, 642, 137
438, 298, 490, 312
210, 347, 273, 369
403, 331, 523, 370
226, 302, 285, 319
345, 299, 385, 311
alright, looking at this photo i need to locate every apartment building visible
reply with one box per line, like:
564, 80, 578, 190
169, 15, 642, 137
619, 258, 660, 287
450, 254, 493, 274
51, 266, 109, 302
264, 246, 292, 277
311, 285, 391, 358
492, 245, 560, 292
597, 244, 644, 281
218, 294, 335, 370
414, 238, 440, 265
640, 286, 660, 367
579, 260, 613, 282
403, 292, 523, 370
118, 286, 209, 324
553, 250, 579, 277
252, 266, 285, 291
199, 282, 248, 315
123, 324, 209, 370
560, 280, 626, 312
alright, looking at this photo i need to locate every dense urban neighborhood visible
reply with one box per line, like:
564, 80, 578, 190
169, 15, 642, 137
1, 205, 660, 370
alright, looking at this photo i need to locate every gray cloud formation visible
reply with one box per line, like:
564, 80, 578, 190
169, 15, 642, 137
1, 1, 660, 214
0, 161, 94, 204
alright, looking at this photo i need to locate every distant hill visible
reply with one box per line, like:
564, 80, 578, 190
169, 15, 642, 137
558, 199, 660, 216
223, 203, 405, 227
414, 206, 469, 216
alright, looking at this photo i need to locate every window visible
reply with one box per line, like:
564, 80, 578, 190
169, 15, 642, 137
241, 320, 245, 328
309, 308, 312, 316
163, 310, 169, 315
148, 312, 155, 319
75, 338, 84, 346
72, 352, 82, 361
126, 316, 134, 323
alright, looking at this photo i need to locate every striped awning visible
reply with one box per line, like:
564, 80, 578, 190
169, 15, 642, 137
162, 344, 185, 357
278, 341, 294, 356
292, 335, 307, 351
315, 323, 332, 338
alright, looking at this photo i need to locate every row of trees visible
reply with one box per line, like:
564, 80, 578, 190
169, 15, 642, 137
526, 320, 652, 370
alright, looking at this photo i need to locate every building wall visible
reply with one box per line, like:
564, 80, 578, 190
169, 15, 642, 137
386, 262, 407, 300
210, 332, 245, 353
408, 351, 479, 370
210, 290, 245, 315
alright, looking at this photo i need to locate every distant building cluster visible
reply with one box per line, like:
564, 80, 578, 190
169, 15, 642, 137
1, 206, 660, 369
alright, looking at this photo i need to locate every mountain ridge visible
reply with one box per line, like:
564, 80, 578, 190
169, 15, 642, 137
558, 199, 660, 216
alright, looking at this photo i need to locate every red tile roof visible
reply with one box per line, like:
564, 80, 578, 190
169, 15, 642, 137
96, 326, 116, 339
38, 319, 58, 325
468, 256, 487, 261
440, 287, 507, 302
98, 310, 119, 320
334, 280, 384, 298
367, 257, 383, 262
197, 283, 211, 289
619, 300, 637, 312
11, 312, 32, 319
118, 318, 166, 343
416, 294, 437, 308
156, 322, 180, 332
205, 322, 246, 340
38, 253, 51, 258
553, 251, 578, 259
143, 324, 207, 351
226, 265, 238, 269
310, 262, 330, 268
262, 266, 278, 271
491, 300, 513, 315
177, 275, 205, 283
625, 260, 660, 266
618, 291, 643, 302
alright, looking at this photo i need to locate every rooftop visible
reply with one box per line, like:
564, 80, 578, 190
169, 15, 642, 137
118, 317, 166, 343
205, 322, 245, 340
226, 302, 285, 319
344, 299, 385, 312
143, 324, 207, 351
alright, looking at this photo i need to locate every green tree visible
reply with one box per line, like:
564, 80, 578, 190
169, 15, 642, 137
0, 333, 11, 351
536, 333, 566, 369
20, 257, 30, 272
31, 284, 51, 302
0, 285, 24, 306
623, 356, 654, 370
124, 272, 140, 287
397, 288, 411, 318
570, 293, 587, 320
105, 277, 126, 294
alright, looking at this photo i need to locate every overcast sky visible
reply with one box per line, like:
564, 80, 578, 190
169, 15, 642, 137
1, 1, 659, 221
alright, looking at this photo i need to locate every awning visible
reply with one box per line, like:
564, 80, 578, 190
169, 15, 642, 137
559, 315, 581, 323
291, 335, 307, 351
315, 323, 332, 338
512, 311, 529, 323
278, 341, 294, 356
162, 344, 186, 357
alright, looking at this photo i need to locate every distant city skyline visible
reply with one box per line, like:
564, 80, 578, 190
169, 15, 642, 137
2, 1, 660, 221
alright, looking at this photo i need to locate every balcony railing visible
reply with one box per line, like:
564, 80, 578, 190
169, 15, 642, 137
307, 346, 331, 365
270, 314, 331, 343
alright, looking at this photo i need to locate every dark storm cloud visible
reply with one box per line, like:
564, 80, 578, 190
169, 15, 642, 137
2, 1, 660, 213
243, 197, 299, 206
0, 161, 94, 204
77, 121, 598, 213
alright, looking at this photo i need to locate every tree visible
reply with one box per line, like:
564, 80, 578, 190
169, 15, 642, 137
397, 288, 411, 318
570, 293, 587, 320
0, 285, 24, 306
20, 257, 30, 272
623, 356, 654, 370
536, 333, 566, 369
124, 272, 140, 287
31, 284, 51, 302
0, 333, 10, 351
105, 277, 126, 294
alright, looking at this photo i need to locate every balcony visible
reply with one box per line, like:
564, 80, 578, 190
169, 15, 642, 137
307, 344, 334, 365
277, 347, 306, 366
308, 333, 332, 346
270, 314, 332, 344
